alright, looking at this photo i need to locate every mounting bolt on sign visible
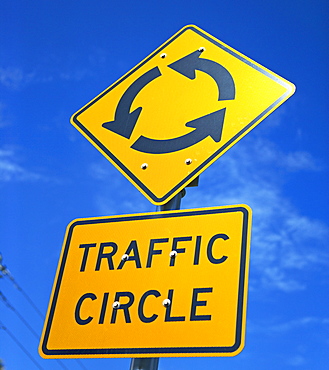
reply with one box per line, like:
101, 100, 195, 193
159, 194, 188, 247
71, 24, 295, 205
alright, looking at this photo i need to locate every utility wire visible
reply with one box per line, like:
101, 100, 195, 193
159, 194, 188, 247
0, 320, 44, 370
0, 291, 69, 370
0, 291, 39, 338
0, 253, 87, 370
0, 254, 43, 318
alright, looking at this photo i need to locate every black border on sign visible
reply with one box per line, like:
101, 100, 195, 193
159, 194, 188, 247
41, 206, 250, 357
71, 25, 293, 204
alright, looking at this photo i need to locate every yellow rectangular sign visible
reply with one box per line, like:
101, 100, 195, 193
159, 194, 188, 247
39, 205, 251, 358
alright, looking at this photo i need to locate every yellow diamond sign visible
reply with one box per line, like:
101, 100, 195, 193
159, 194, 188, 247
71, 25, 295, 205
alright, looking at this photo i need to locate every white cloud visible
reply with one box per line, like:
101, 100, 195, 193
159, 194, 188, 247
88, 162, 152, 216
184, 136, 328, 292
0, 103, 10, 128
283, 151, 319, 171
250, 316, 329, 333
233, 136, 320, 172
248, 316, 329, 367
287, 355, 306, 367
0, 64, 92, 90
58, 69, 91, 82
0, 67, 35, 90
272, 317, 329, 332
0, 148, 46, 182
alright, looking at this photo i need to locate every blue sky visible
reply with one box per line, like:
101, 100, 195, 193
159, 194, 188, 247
0, 0, 328, 369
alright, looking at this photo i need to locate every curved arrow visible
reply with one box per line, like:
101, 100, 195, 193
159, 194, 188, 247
102, 67, 162, 139
131, 108, 226, 154
168, 50, 235, 101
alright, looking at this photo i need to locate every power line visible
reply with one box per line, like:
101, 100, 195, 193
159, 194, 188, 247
0, 320, 44, 370
0, 253, 43, 318
0, 291, 70, 370
0, 290, 39, 338
0, 253, 88, 370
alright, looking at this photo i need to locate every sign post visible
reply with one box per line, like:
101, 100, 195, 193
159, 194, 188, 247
130, 358, 159, 370
130, 190, 185, 370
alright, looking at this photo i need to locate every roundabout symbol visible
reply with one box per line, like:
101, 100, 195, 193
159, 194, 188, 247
102, 49, 235, 154
71, 25, 295, 205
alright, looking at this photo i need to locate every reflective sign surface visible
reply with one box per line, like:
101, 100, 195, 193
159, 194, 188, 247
39, 205, 252, 358
71, 25, 295, 205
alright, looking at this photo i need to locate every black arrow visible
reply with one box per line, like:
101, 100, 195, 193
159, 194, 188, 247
131, 108, 226, 154
102, 67, 162, 139
168, 50, 235, 101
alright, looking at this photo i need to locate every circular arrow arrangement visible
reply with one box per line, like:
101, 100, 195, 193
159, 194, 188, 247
102, 49, 235, 154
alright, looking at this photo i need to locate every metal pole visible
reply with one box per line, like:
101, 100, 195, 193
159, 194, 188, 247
130, 189, 185, 370
156, 189, 185, 212
129, 358, 159, 370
